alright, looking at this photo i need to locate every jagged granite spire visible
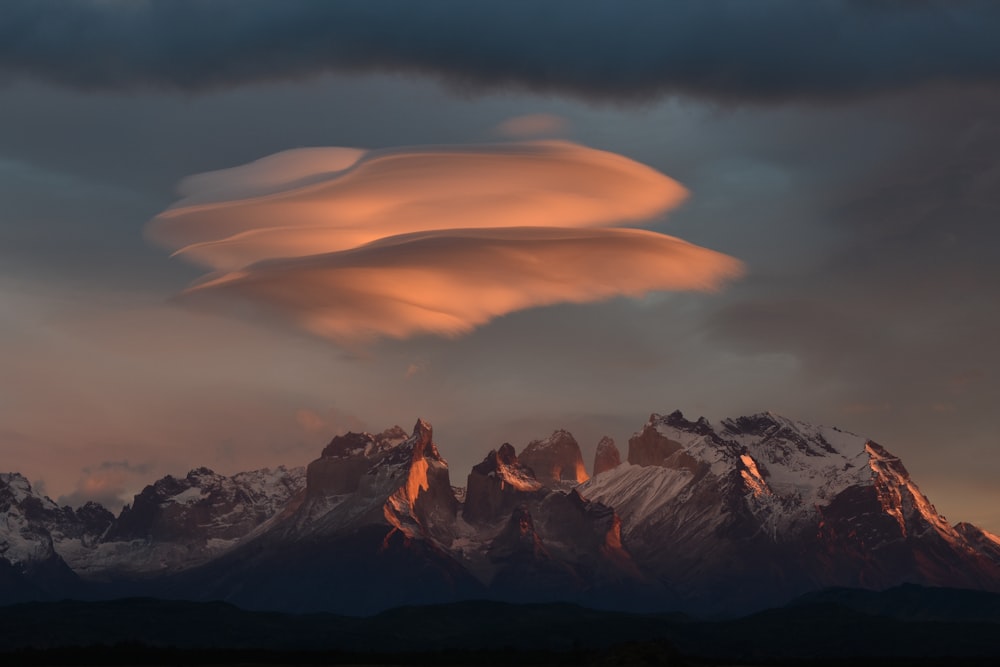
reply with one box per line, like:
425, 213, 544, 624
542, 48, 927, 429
593, 436, 622, 476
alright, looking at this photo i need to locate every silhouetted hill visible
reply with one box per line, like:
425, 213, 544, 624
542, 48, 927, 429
1, 585, 999, 664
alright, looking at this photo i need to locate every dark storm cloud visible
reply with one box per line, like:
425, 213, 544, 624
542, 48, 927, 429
3, 0, 1000, 101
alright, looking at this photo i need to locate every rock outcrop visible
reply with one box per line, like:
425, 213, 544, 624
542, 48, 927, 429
463, 443, 543, 524
0, 473, 82, 603
307, 427, 407, 499
593, 436, 622, 476
106, 466, 305, 543
382, 419, 459, 540
519, 430, 589, 487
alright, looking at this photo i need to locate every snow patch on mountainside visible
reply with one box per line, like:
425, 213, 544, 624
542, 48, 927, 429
578, 463, 691, 529
657, 412, 874, 506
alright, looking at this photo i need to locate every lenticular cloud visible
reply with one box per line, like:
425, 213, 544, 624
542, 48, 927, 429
149, 140, 742, 342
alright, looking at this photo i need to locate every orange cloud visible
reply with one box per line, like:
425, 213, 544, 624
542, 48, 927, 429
174, 147, 367, 208
150, 141, 742, 342
180, 227, 742, 342
495, 113, 568, 137
148, 141, 688, 271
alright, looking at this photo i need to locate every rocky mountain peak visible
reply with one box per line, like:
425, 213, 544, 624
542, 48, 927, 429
865, 440, 909, 477
409, 417, 443, 462
593, 436, 622, 476
378, 419, 458, 540
464, 444, 543, 524
319, 426, 409, 461
470, 444, 539, 488
376, 425, 409, 444
0, 473, 83, 581
863, 438, 956, 542
308, 426, 410, 502
321, 431, 375, 459
105, 465, 305, 544
627, 420, 685, 468
370, 419, 444, 471
413, 417, 433, 437
721, 412, 783, 436
70, 503, 116, 537
0, 472, 41, 508
662, 410, 714, 435
496, 442, 518, 466
519, 430, 589, 487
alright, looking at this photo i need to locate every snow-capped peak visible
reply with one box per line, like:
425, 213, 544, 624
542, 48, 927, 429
0, 472, 59, 511
644, 409, 874, 508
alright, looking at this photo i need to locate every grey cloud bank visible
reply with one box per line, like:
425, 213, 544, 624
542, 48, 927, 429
3, 1, 1000, 101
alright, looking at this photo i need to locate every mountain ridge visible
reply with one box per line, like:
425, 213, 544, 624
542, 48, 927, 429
2, 409, 999, 614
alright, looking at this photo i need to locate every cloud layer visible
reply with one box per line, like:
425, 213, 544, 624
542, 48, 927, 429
183, 227, 743, 341
149, 141, 687, 270
152, 140, 741, 342
4, 1, 1000, 101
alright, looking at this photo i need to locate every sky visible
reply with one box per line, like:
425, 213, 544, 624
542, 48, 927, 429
1, 1, 999, 531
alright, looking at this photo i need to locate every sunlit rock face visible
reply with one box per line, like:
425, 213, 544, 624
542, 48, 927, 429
593, 436, 622, 476
284, 419, 460, 542
463, 443, 544, 524
381, 419, 460, 542
956, 522, 1000, 567
518, 430, 589, 487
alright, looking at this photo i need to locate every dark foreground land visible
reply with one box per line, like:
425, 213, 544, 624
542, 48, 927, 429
2, 584, 999, 665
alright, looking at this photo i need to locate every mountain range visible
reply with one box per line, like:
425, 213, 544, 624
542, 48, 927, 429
2, 410, 999, 615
